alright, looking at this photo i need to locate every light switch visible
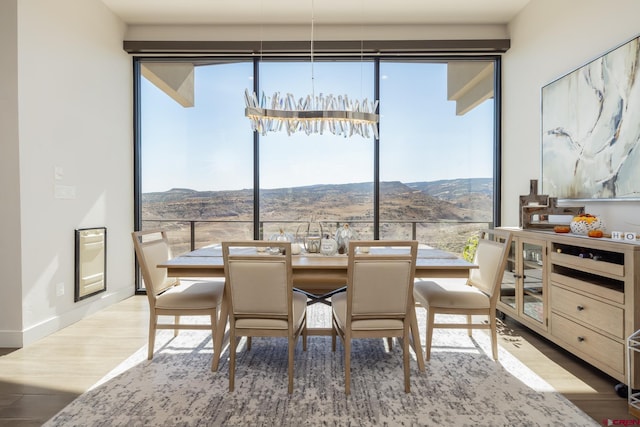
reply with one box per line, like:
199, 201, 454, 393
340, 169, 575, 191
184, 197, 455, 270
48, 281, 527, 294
54, 166, 64, 181
54, 185, 76, 199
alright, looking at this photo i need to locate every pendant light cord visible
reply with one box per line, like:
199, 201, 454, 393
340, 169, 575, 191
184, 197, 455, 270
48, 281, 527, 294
311, 0, 316, 102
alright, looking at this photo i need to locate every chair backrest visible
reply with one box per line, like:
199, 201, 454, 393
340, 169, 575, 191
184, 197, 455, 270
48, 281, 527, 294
131, 230, 179, 304
346, 240, 418, 320
468, 229, 512, 301
222, 241, 293, 320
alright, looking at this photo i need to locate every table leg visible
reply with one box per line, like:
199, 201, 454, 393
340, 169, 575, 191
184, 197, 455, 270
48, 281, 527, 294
211, 291, 229, 372
295, 286, 346, 306
409, 300, 425, 372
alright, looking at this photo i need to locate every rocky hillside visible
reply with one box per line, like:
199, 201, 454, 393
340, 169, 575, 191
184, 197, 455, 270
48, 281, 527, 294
141, 178, 493, 253
142, 178, 492, 223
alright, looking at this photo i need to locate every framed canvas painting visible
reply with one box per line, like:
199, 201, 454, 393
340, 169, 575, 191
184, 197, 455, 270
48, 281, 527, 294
541, 35, 640, 200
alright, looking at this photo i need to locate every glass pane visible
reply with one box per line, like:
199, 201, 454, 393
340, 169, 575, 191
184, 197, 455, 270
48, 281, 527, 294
140, 61, 255, 256
258, 60, 375, 241
522, 242, 544, 323
501, 240, 517, 310
378, 61, 494, 254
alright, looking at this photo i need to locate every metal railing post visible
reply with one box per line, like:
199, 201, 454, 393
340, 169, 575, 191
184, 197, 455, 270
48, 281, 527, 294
190, 221, 195, 251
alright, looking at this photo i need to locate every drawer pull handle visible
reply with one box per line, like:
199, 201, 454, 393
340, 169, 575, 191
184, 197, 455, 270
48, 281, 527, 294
576, 305, 585, 311
577, 336, 585, 342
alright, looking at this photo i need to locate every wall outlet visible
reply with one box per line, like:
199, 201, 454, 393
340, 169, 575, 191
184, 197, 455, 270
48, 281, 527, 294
56, 282, 65, 297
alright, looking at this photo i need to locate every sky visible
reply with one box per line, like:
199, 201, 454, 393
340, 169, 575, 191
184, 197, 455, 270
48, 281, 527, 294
140, 60, 494, 193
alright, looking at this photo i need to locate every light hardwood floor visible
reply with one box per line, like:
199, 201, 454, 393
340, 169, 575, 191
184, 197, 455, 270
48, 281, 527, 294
0, 295, 635, 426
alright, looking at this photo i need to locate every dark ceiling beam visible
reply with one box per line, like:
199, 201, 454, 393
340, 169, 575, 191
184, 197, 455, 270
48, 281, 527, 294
123, 39, 510, 55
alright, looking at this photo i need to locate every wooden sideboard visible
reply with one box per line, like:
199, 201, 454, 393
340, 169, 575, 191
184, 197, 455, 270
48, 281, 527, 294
497, 227, 640, 390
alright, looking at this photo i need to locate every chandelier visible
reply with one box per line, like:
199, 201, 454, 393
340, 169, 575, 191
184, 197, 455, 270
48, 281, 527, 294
244, 1, 379, 138
244, 91, 379, 138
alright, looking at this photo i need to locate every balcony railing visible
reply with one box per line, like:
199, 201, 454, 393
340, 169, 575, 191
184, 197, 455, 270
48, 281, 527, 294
140, 218, 492, 257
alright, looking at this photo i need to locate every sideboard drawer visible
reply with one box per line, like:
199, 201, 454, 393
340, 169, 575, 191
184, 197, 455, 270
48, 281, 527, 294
550, 284, 624, 339
549, 251, 625, 277
551, 312, 624, 374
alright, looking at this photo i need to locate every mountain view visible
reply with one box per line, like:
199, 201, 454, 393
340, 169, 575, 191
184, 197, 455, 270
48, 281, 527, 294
142, 178, 493, 254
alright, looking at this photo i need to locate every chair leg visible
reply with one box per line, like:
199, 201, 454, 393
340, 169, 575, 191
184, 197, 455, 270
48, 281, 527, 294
148, 313, 157, 360
409, 305, 425, 373
174, 315, 180, 337
331, 318, 337, 352
403, 323, 411, 393
386, 337, 393, 349
246, 336, 252, 351
288, 336, 295, 394
425, 308, 435, 361
344, 334, 351, 395
302, 318, 308, 351
467, 314, 472, 337
210, 312, 217, 371
229, 332, 237, 392
490, 314, 499, 361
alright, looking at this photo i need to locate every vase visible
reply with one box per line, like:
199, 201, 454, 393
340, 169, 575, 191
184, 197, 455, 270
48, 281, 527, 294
335, 224, 357, 254
298, 217, 323, 253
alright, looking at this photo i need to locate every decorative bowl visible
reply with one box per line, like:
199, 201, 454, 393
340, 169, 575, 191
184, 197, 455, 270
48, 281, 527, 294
570, 214, 604, 235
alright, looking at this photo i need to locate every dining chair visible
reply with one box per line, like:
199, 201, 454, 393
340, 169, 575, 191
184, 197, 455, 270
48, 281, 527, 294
413, 229, 512, 361
222, 240, 308, 393
331, 240, 419, 394
131, 229, 225, 369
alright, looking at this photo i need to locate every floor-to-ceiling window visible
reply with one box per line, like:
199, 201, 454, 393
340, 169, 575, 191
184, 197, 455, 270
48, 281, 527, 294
378, 60, 496, 252
137, 60, 255, 255
135, 54, 499, 289
258, 60, 376, 241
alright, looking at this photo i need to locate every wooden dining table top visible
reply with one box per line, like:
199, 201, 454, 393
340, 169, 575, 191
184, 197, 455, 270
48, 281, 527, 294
159, 245, 476, 279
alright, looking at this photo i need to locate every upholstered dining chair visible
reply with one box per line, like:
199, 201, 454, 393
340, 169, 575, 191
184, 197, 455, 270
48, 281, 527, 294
413, 229, 512, 361
222, 240, 308, 393
131, 230, 225, 369
331, 240, 418, 394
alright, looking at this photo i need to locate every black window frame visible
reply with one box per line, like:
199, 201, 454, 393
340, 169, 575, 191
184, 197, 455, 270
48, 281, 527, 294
132, 54, 502, 292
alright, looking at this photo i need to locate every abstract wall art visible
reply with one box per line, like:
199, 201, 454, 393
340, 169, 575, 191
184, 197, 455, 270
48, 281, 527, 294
542, 36, 640, 200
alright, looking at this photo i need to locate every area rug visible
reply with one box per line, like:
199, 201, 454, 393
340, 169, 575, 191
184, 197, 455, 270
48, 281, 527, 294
44, 306, 598, 426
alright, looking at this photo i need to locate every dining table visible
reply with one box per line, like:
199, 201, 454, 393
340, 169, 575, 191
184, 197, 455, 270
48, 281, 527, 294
158, 244, 477, 372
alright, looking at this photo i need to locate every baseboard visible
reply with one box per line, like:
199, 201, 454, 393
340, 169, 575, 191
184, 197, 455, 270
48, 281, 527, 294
0, 330, 23, 348
1, 287, 134, 348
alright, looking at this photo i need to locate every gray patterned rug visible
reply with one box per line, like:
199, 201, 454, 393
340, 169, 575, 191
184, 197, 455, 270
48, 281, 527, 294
44, 306, 597, 426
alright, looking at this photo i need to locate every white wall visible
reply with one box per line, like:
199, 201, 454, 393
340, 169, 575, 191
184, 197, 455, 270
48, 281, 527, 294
502, 0, 640, 231
0, 0, 135, 347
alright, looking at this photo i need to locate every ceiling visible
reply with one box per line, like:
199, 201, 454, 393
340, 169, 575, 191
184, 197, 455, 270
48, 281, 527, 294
100, 0, 531, 26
